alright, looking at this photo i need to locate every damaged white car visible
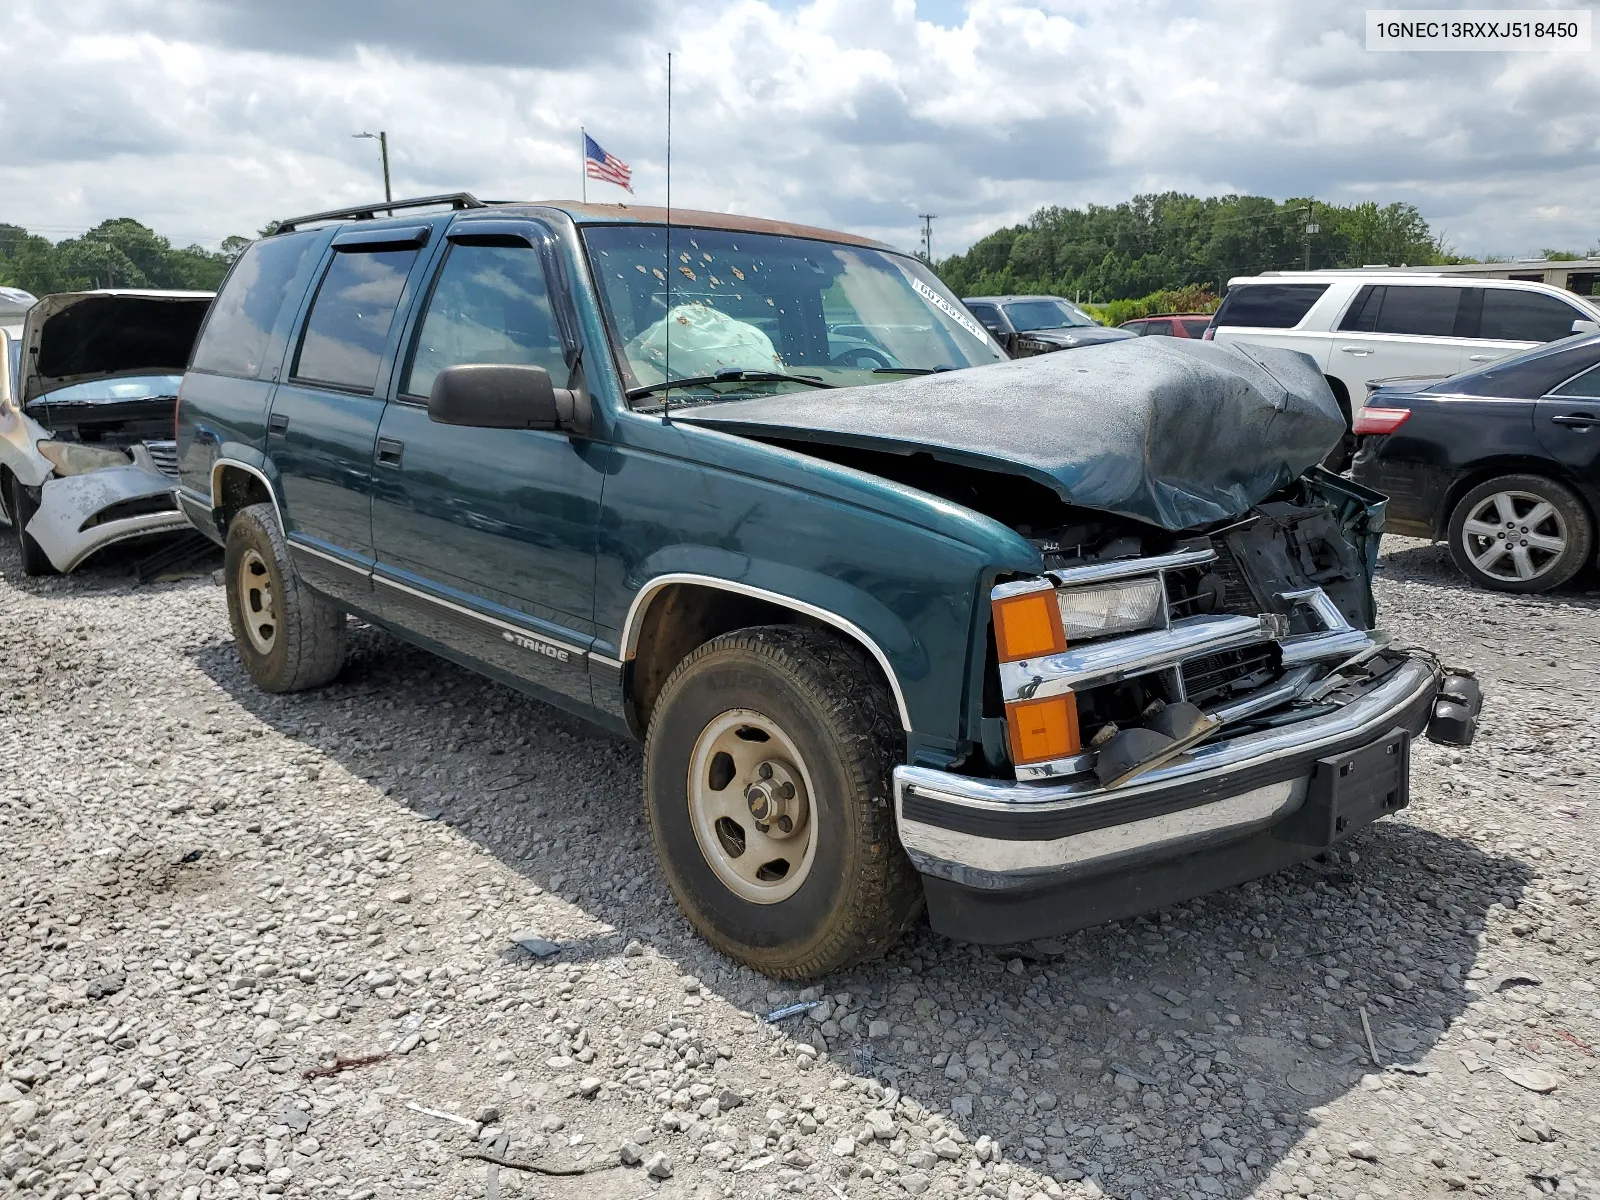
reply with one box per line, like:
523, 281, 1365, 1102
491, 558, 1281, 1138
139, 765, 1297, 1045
0, 289, 212, 574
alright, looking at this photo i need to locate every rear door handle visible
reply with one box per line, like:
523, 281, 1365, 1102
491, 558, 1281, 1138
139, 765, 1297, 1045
1340, 346, 1374, 355
376, 437, 405, 467
1551, 413, 1600, 429
267, 412, 289, 434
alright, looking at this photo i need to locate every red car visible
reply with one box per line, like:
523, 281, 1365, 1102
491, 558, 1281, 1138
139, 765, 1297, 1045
1119, 313, 1213, 338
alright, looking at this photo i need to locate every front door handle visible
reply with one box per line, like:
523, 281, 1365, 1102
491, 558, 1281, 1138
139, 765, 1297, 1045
376, 437, 405, 467
1340, 346, 1374, 356
1551, 413, 1600, 429
267, 412, 289, 434
1467, 354, 1500, 362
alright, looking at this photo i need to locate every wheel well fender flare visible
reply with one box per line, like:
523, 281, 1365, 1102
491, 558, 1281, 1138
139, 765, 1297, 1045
620, 573, 914, 733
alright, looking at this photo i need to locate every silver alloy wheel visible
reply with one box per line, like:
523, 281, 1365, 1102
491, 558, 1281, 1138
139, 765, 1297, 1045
238, 548, 279, 654
686, 708, 818, 904
1459, 490, 1569, 583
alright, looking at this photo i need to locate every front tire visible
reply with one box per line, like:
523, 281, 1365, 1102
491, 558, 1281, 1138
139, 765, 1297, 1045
644, 626, 922, 978
1447, 473, 1592, 593
7, 475, 56, 576
224, 502, 347, 691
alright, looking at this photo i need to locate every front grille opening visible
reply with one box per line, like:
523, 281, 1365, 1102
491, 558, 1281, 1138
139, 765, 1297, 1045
79, 493, 179, 531
1181, 643, 1281, 708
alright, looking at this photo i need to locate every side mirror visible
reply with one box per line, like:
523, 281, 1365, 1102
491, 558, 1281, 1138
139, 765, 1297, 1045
1571, 319, 1599, 335
428, 363, 585, 432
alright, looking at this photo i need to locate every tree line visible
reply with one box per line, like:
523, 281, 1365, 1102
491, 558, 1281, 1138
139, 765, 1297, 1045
0, 219, 249, 296
933, 193, 1471, 303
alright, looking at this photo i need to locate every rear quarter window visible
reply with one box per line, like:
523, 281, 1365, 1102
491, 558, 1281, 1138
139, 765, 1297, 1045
1213, 284, 1328, 329
190, 232, 324, 379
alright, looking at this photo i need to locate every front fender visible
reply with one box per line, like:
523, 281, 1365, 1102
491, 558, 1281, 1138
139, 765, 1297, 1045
0, 404, 53, 488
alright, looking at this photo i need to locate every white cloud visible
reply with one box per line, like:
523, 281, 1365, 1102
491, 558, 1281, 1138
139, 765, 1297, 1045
0, 0, 1596, 259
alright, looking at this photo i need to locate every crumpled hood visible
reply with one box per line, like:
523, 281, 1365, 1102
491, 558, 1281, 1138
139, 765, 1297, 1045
675, 337, 1346, 531
19, 290, 213, 405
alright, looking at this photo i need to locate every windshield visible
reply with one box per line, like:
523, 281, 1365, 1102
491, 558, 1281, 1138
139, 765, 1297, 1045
35, 374, 183, 403
1002, 298, 1096, 332
583, 225, 1005, 405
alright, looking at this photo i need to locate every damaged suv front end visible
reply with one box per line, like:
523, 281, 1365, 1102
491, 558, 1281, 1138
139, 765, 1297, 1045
0, 290, 212, 574
682, 335, 1481, 944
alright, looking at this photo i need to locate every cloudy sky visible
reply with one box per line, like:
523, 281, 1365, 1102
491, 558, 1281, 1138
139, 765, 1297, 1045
2, 0, 1597, 260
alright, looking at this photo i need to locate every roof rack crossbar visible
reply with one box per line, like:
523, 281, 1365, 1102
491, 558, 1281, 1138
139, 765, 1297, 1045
274, 192, 490, 234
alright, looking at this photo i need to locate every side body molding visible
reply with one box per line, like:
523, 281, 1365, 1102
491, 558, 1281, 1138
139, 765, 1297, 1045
620, 572, 915, 732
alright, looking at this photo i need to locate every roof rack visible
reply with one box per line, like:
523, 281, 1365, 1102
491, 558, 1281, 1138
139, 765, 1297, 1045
273, 192, 492, 234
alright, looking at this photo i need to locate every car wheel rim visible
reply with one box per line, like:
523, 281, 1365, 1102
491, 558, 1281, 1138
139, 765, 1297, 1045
238, 548, 278, 654
686, 708, 818, 905
1460, 490, 1568, 582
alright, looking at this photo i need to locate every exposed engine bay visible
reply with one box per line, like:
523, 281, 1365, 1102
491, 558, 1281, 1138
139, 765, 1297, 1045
975, 469, 1453, 784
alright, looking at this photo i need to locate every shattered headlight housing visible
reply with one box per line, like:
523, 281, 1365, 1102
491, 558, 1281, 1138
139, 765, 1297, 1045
1056, 576, 1167, 642
37, 440, 132, 477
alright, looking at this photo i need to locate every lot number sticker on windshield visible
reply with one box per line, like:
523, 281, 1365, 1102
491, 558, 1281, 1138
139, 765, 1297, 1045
911, 276, 988, 344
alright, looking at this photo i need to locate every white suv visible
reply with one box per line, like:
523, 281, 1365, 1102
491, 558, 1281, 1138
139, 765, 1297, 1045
1206, 271, 1600, 432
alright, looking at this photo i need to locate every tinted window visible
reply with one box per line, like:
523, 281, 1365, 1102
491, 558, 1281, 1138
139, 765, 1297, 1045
1338, 285, 1383, 332
1004, 299, 1093, 331
1443, 338, 1600, 398
965, 302, 1003, 329
191, 233, 322, 378
1372, 286, 1463, 337
293, 248, 419, 392
1478, 289, 1583, 342
402, 242, 566, 398
1213, 284, 1327, 329
1142, 320, 1176, 337
1550, 362, 1600, 398
1178, 317, 1211, 337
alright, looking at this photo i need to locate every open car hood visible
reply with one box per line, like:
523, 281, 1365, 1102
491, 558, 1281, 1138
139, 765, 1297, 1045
19, 290, 213, 405
674, 338, 1346, 531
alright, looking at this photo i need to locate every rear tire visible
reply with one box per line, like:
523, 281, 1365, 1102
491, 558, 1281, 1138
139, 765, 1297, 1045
644, 625, 922, 979
1447, 474, 1592, 593
224, 502, 347, 691
7, 475, 57, 576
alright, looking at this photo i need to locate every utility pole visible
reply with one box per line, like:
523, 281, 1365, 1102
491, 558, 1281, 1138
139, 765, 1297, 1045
354, 131, 392, 203
1304, 201, 1318, 271
918, 214, 937, 264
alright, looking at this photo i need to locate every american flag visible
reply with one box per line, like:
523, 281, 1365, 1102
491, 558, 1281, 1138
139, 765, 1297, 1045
584, 133, 633, 193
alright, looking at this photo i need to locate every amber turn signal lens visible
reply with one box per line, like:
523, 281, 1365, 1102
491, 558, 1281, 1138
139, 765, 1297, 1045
1005, 694, 1081, 765
992, 590, 1067, 662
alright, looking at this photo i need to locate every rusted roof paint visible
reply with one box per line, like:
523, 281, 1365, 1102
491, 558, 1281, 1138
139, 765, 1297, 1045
497, 202, 896, 251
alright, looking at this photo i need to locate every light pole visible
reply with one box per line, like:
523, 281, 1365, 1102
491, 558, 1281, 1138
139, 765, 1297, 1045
353, 131, 391, 204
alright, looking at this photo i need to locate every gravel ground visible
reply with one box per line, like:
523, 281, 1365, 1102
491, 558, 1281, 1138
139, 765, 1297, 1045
2, 533, 1598, 1200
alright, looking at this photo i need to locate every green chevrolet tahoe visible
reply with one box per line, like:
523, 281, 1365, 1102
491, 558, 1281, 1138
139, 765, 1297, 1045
174, 193, 1480, 979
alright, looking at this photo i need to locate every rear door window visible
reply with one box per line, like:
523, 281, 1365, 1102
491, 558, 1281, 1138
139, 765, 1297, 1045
292, 247, 420, 392
1213, 284, 1328, 329
1178, 317, 1211, 337
1478, 289, 1585, 342
190, 232, 323, 379
1340, 285, 1464, 336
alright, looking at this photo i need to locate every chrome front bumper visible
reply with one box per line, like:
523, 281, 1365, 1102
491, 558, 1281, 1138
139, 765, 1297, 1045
896, 657, 1441, 892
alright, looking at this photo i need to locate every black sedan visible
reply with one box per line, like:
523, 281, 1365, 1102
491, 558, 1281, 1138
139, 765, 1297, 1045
1352, 334, 1600, 593
962, 295, 1134, 357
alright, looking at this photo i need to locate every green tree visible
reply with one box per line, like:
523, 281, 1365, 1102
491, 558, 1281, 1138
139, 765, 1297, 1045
0, 218, 243, 296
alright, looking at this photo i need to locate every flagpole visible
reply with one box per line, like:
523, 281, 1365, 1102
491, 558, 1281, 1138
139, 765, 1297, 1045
580, 125, 586, 203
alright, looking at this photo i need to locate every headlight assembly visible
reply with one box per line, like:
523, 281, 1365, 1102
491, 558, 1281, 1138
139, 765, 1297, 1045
36, 441, 132, 476
1055, 576, 1167, 641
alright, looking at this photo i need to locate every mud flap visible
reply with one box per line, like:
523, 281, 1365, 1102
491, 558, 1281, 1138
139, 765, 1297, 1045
1273, 728, 1410, 848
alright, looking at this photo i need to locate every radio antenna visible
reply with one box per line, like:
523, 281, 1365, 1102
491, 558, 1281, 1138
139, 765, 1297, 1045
663, 51, 673, 422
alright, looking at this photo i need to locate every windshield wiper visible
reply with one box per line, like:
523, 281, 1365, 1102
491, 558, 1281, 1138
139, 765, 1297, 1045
626, 368, 834, 401
870, 365, 958, 375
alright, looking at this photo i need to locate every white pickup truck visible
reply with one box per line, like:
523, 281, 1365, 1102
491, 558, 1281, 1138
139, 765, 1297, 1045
1206, 271, 1600, 437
